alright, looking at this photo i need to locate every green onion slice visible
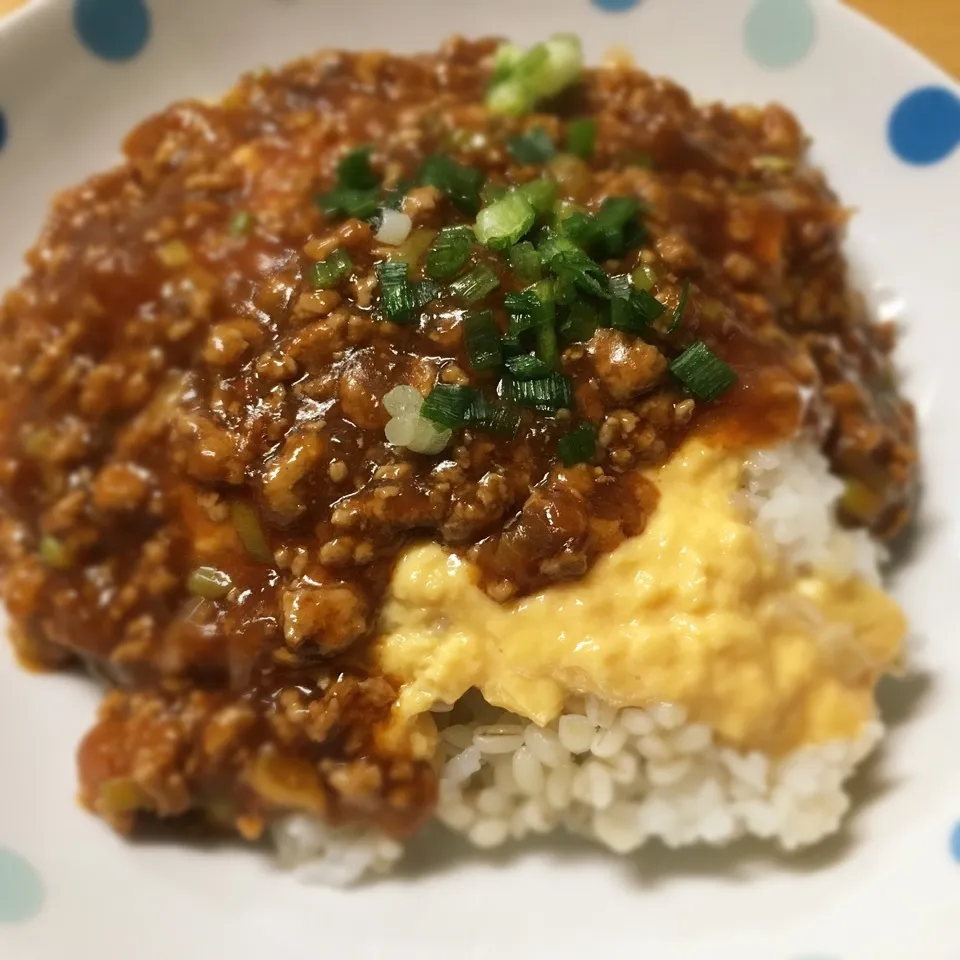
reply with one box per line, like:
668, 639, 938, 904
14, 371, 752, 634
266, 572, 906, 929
500, 335, 525, 358
668, 278, 691, 334
517, 178, 558, 216
337, 146, 381, 190
449, 265, 501, 303
559, 300, 601, 343
505, 353, 553, 379
464, 394, 523, 437
594, 195, 646, 257
560, 211, 602, 250
464, 309, 504, 371
475, 192, 536, 250
505, 290, 552, 336
536, 319, 561, 371
486, 34, 584, 117
610, 289, 667, 334
414, 279, 441, 309
187, 566, 233, 600
377, 261, 416, 324
38, 534, 72, 569
508, 126, 557, 164
608, 273, 633, 299
230, 501, 273, 564
309, 249, 354, 289
419, 154, 485, 214
425, 226, 474, 280
317, 186, 381, 221
669, 340, 738, 401
508, 241, 542, 283
566, 119, 597, 160
557, 421, 597, 466
229, 211, 254, 236
420, 384, 480, 429
500, 372, 575, 412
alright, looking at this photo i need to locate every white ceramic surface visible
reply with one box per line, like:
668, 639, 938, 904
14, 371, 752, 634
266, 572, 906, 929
0, 1, 958, 958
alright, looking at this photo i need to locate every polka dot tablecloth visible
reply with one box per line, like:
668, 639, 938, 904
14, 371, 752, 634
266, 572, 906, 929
0, 0, 957, 956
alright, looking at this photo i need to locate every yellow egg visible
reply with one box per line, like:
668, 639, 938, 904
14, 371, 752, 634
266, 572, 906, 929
372, 440, 906, 756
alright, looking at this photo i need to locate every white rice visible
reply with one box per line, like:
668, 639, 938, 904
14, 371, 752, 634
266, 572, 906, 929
274, 441, 892, 884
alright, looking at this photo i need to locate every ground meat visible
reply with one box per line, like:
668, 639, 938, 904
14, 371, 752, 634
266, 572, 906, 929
281, 581, 369, 655
0, 37, 917, 845
587, 329, 668, 401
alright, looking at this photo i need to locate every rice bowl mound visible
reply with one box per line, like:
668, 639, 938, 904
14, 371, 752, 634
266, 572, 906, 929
0, 33, 916, 887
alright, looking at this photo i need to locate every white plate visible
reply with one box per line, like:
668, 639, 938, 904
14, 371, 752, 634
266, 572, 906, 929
0, 1, 959, 958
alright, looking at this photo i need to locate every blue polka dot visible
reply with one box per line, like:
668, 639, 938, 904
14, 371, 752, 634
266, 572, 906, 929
0, 848, 44, 924
591, 0, 641, 10
744, 0, 817, 70
950, 821, 960, 862
73, 0, 151, 62
888, 87, 960, 166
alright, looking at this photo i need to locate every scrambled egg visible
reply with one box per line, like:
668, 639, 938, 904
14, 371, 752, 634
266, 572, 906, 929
373, 441, 906, 755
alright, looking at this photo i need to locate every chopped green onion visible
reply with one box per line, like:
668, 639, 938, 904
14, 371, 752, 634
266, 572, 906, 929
631, 263, 657, 291
377, 261, 416, 324
187, 566, 233, 600
610, 289, 667, 334
669, 340, 738, 401
229, 211, 254, 236
632, 289, 668, 325
464, 394, 522, 437
668, 279, 691, 334
487, 34, 584, 117
230, 501, 273, 564
506, 353, 553, 379
557, 422, 597, 466
508, 126, 556, 164
475, 192, 536, 250
517, 178, 558, 216
420, 384, 480, 429
566, 119, 597, 160
508, 241, 542, 283
609, 273, 633, 299
500, 372, 575, 412
419, 154, 485, 214
464, 309, 504, 371
550, 255, 611, 300
414, 280, 441, 308
308, 249, 353, 289
38, 534, 72, 569
500, 335, 525, 358
505, 290, 552, 336
317, 186, 381, 221
491, 41, 526, 84
425, 227, 473, 280
481, 181, 508, 206
559, 300, 601, 342
561, 211, 602, 250
449, 265, 500, 303
535, 319, 561, 370
527, 278, 557, 304
337, 146, 380, 190
752, 154, 794, 173
594, 195, 646, 257
537, 227, 585, 264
